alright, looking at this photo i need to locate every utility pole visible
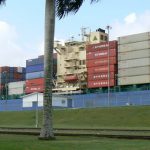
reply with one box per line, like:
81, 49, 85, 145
106, 25, 112, 107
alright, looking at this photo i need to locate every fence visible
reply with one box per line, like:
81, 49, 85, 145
70, 90, 150, 108
0, 90, 150, 112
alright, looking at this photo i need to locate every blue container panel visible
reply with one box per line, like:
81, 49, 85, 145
26, 64, 44, 73
26, 71, 44, 79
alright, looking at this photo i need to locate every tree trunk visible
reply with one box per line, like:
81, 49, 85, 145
39, 0, 55, 140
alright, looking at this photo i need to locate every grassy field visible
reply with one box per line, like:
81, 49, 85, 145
0, 106, 150, 129
0, 134, 150, 150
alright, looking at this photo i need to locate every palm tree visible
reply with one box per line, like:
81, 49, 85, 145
0, 0, 100, 140
40, 0, 100, 140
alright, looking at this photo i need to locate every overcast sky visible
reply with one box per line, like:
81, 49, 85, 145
0, 0, 150, 67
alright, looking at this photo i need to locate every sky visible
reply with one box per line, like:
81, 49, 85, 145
0, 0, 150, 67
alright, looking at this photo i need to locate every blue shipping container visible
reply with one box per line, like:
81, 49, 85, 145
26, 71, 44, 79
26, 64, 44, 73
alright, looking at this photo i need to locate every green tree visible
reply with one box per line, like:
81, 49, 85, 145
0, 0, 100, 140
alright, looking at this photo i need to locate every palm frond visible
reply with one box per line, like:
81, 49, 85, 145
0, 0, 5, 5
56, 0, 100, 19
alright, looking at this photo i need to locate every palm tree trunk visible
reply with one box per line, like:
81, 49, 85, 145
39, 0, 55, 140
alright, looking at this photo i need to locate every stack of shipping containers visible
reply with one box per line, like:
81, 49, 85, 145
25, 54, 57, 94
86, 41, 117, 88
0, 66, 26, 98
118, 32, 150, 85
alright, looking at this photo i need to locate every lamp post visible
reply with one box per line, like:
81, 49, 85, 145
35, 92, 39, 128
3, 71, 8, 100
2, 71, 8, 110
106, 25, 112, 107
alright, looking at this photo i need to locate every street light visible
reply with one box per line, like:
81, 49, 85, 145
3, 71, 8, 100
106, 25, 112, 107
35, 92, 39, 128
2, 71, 8, 111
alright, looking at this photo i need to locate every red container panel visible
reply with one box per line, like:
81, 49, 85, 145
86, 40, 117, 52
88, 79, 115, 88
64, 75, 78, 82
0, 84, 4, 90
87, 65, 116, 74
88, 72, 115, 81
86, 57, 116, 68
26, 78, 44, 86
25, 85, 44, 94
0, 66, 10, 73
86, 49, 116, 60
14, 73, 23, 79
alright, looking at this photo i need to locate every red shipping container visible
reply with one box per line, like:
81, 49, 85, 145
0, 66, 10, 73
86, 49, 116, 60
25, 85, 44, 94
86, 40, 117, 52
64, 75, 78, 82
86, 57, 116, 68
14, 73, 23, 79
88, 79, 115, 88
26, 78, 44, 86
87, 65, 116, 74
88, 72, 115, 81
0, 84, 4, 90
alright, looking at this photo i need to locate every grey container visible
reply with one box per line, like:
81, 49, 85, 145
118, 41, 150, 53
118, 66, 150, 77
118, 75, 150, 85
118, 58, 150, 69
8, 81, 25, 95
26, 57, 44, 66
26, 71, 44, 80
118, 32, 150, 45
118, 49, 150, 61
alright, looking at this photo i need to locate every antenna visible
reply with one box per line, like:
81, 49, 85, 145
80, 27, 90, 42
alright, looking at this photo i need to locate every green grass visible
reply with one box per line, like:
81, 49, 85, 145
0, 106, 150, 129
0, 134, 150, 150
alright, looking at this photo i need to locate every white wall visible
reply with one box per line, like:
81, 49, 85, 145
22, 93, 68, 108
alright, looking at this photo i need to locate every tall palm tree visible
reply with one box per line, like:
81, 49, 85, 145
40, 0, 100, 140
0, 0, 100, 140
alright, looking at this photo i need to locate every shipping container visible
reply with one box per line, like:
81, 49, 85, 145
118, 41, 150, 53
26, 78, 44, 86
118, 32, 150, 45
26, 55, 44, 67
87, 65, 116, 74
8, 81, 25, 95
118, 49, 150, 61
64, 75, 78, 82
118, 66, 150, 77
88, 79, 115, 88
26, 54, 57, 66
0, 84, 4, 90
118, 75, 150, 85
88, 72, 115, 81
8, 81, 25, 89
86, 40, 117, 52
86, 57, 116, 68
0, 66, 10, 73
26, 71, 44, 80
86, 49, 116, 60
26, 64, 44, 73
118, 58, 150, 69
25, 85, 44, 94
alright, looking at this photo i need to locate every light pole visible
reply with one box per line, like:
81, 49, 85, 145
35, 92, 39, 128
2, 71, 8, 110
106, 25, 112, 107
